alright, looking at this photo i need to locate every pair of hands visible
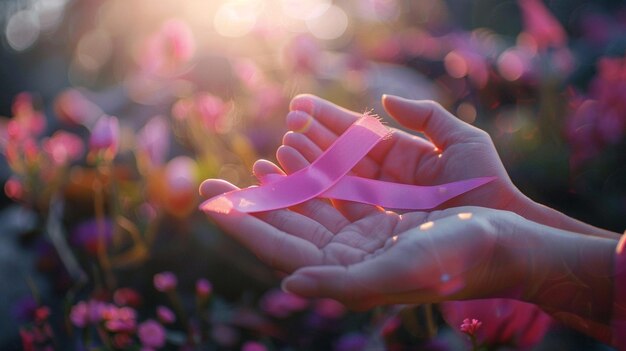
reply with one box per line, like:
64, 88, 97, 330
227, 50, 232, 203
200, 95, 617, 342
201, 94, 532, 305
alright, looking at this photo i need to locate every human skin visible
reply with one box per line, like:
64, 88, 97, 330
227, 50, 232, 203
282, 94, 620, 240
199, 94, 621, 345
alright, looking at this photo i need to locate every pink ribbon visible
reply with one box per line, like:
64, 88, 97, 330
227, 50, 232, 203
201, 114, 495, 214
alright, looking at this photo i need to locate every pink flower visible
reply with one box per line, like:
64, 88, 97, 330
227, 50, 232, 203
4, 177, 23, 201
53, 89, 101, 126
103, 306, 137, 333
241, 341, 267, 351
136, 115, 170, 170
42, 131, 84, 166
259, 289, 309, 318
518, 0, 566, 51
441, 299, 552, 349
460, 318, 482, 336
154, 271, 178, 292
10, 93, 46, 139
113, 288, 142, 307
156, 306, 176, 324
138, 319, 166, 349
140, 19, 195, 75
70, 300, 106, 328
314, 299, 346, 319
566, 56, 626, 168
284, 34, 321, 74
196, 278, 212, 299
171, 93, 231, 133
89, 115, 119, 156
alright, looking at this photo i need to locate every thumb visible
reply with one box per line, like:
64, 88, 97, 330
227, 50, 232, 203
382, 95, 485, 149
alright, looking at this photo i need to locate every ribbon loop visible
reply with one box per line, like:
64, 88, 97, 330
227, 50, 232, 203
201, 114, 495, 214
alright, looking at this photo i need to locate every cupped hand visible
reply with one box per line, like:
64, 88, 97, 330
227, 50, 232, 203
200, 158, 526, 310
283, 94, 524, 213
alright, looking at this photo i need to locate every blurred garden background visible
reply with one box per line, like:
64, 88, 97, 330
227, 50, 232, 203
1, 0, 626, 350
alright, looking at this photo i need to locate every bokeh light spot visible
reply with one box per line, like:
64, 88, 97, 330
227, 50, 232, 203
498, 49, 525, 81
6, 10, 41, 51
214, 1, 262, 38
457, 102, 477, 124
281, 0, 331, 20
306, 5, 349, 40
444, 51, 468, 79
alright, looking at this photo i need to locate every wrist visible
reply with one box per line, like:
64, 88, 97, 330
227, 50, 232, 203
505, 191, 621, 240
519, 223, 615, 340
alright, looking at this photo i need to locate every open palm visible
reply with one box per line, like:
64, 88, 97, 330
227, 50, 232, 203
282, 94, 522, 212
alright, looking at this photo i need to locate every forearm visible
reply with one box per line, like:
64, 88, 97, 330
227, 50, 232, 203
518, 221, 617, 342
508, 192, 621, 240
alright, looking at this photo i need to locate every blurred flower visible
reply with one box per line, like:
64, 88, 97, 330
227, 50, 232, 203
4, 176, 24, 201
195, 278, 212, 299
8, 93, 46, 141
70, 300, 106, 328
259, 289, 309, 318
313, 298, 346, 319
164, 156, 199, 217
33, 306, 50, 324
154, 271, 178, 292
140, 19, 195, 76
89, 115, 119, 158
172, 93, 231, 133
284, 34, 321, 74
53, 89, 101, 126
136, 115, 170, 171
517, 0, 566, 51
441, 299, 552, 349
156, 305, 175, 324
42, 131, 84, 167
138, 319, 166, 349
210, 324, 239, 347
102, 306, 137, 333
113, 288, 142, 308
567, 55, 626, 168
334, 332, 369, 351
460, 318, 482, 336
70, 218, 113, 255
11, 296, 38, 322
113, 333, 133, 349
241, 341, 267, 351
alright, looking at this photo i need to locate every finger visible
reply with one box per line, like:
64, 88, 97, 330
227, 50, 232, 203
201, 178, 334, 252
277, 145, 382, 221
290, 94, 361, 134
282, 131, 324, 165
252, 159, 285, 183
382, 95, 485, 149
206, 208, 323, 272
199, 178, 238, 199
288, 96, 437, 177
283, 130, 380, 178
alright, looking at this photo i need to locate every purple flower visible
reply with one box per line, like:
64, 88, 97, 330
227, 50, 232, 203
70, 219, 113, 255
195, 278, 212, 299
259, 289, 309, 318
156, 306, 176, 324
70, 300, 106, 328
334, 333, 369, 351
241, 341, 267, 351
138, 319, 166, 349
136, 115, 169, 170
89, 115, 119, 156
154, 271, 177, 292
